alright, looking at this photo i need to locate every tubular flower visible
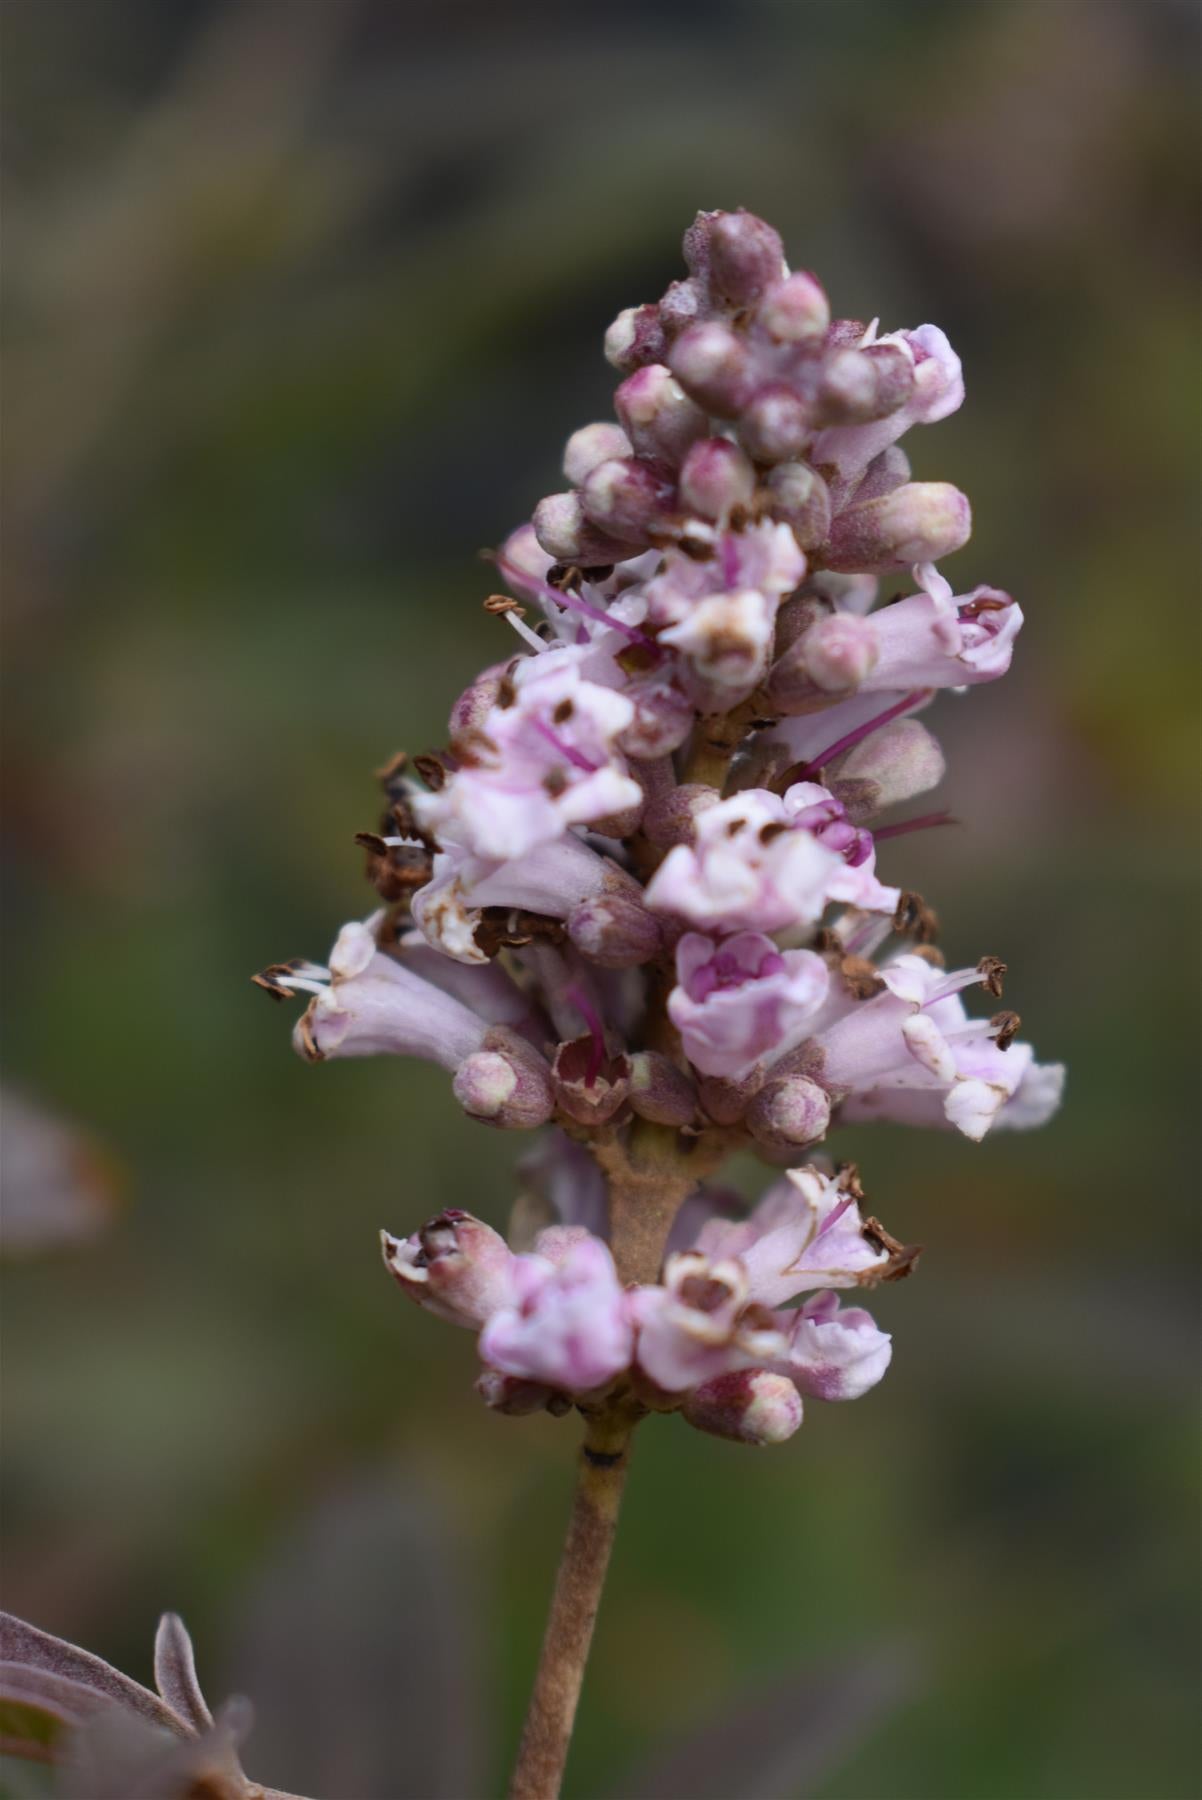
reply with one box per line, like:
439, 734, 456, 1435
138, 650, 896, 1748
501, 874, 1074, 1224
258, 205, 1062, 1448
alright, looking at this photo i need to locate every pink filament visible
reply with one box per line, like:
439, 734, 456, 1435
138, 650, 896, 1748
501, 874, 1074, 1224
873, 810, 956, 841
796, 690, 931, 778
563, 983, 607, 1087
492, 551, 658, 651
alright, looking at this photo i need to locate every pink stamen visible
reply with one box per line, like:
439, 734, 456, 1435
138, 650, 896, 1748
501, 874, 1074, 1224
531, 719, 598, 774
491, 551, 659, 651
873, 810, 956, 841
563, 983, 607, 1087
795, 691, 932, 778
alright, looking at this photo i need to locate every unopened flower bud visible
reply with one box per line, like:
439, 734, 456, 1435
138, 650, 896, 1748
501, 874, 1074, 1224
580, 456, 675, 540
756, 272, 830, 344
738, 384, 810, 464
475, 1370, 565, 1416
669, 321, 753, 416
381, 1210, 515, 1328
745, 1075, 831, 1150
567, 893, 662, 968
683, 1369, 803, 1446
818, 343, 916, 425
642, 783, 722, 848
552, 1039, 631, 1126
763, 461, 832, 548
830, 717, 946, 821
615, 366, 707, 465
628, 1051, 698, 1127
824, 482, 972, 573
799, 613, 881, 691
707, 209, 786, 303
678, 437, 756, 519
532, 491, 639, 564
448, 663, 505, 736
452, 1029, 555, 1129
697, 1069, 762, 1126
563, 421, 633, 487
604, 302, 666, 372
657, 277, 703, 338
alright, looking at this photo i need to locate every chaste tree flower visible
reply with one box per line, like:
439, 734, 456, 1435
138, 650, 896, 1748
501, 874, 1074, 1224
251, 205, 1065, 1798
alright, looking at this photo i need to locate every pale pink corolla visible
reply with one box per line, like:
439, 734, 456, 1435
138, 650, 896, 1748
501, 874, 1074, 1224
418, 651, 641, 860
812, 952, 1063, 1141
693, 1165, 890, 1302
668, 930, 829, 1079
810, 323, 965, 492
776, 1291, 892, 1401
644, 782, 897, 934
479, 1235, 633, 1393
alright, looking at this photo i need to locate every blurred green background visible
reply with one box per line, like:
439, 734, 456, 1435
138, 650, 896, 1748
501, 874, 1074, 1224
3, 2, 1199, 1796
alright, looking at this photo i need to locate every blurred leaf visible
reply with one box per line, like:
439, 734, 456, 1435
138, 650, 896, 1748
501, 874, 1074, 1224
0, 1616, 183, 1739
611, 1644, 921, 1800
152, 1614, 213, 1736
225, 1470, 484, 1800
0, 1091, 122, 1258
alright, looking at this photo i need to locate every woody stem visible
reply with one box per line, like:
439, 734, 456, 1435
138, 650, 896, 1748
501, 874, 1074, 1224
507, 1411, 634, 1800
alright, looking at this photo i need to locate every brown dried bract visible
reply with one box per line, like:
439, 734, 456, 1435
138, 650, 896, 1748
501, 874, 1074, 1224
839, 955, 884, 999
251, 961, 307, 1001
412, 752, 448, 791
893, 889, 940, 943
977, 954, 1007, 998
861, 1215, 923, 1283
475, 908, 567, 956
990, 1009, 1021, 1050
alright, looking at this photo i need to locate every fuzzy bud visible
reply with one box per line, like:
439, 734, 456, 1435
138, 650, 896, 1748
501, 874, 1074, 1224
817, 343, 916, 425
683, 1369, 803, 1446
563, 421, 632, 487
614, 366, 708, 465
580, 457, 675, 540
830, 717, 946, 821
756, 272, 830, 344
763, 462, 832, 548
532, 491, 639, 564
738, 384, 811, 464
745, 1075, 831, 1150
604, 302, 666, 372
642, 783, 722, 848
452, 1029, 555, 1129
678, 437, 756, 520
707, 209, 786, 304
823, 482, 972, 573
799, 613, 881, 691
567, 893, 663, 968
449, 661, 511, 737
628, 1051, 698, 1127
669, 321, 753, 416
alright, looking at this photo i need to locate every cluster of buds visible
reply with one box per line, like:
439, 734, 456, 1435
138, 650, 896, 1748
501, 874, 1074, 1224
258, 209, 1063, 1448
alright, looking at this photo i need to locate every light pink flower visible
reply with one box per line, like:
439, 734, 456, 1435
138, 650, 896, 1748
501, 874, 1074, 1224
419, 651, 642, 860
776, 1291, 892, 1401
693, 1166, 891, 1301
644, 782, 897, 934
668, 930, 829, 1079
811, 952, 1063, 1141
479, 1235, 633, 1393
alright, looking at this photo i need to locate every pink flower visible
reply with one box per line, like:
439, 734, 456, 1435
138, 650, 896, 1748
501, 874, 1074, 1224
631, 1166, 893, 1393
479, 1235, 633, 1393
644, 782, 897, 934
811, 952, 1063, 1141
778, 1291, 892, 1401
810, 323, 965, 491
693, 1166, 891, 1301
419, 651, 642, 860
668, 930, 829, 1079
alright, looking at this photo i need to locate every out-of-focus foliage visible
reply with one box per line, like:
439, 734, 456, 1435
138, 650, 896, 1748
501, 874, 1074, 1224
2, 2, 1198, 1796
